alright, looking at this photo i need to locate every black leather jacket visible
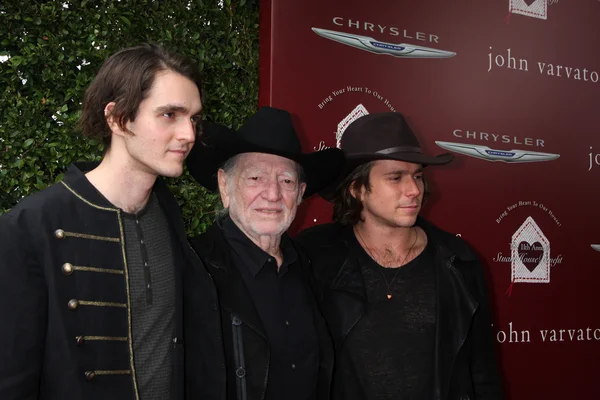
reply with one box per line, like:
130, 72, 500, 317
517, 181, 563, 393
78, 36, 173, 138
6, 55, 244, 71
296, 218, 504, 400
187, 221, 334, 400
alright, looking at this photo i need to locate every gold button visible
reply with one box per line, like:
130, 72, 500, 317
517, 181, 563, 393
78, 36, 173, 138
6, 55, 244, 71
76, 336, 85, 346
85, 371, 95, 380
68, 299, 79, 310
54, 229, 65, 239
62, 263, 73, 275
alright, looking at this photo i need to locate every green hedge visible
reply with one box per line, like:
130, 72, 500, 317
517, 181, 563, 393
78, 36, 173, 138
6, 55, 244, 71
0, 0, 259, 236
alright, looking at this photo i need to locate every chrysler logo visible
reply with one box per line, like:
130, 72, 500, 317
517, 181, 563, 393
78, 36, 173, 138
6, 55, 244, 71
312, 28, 456, 59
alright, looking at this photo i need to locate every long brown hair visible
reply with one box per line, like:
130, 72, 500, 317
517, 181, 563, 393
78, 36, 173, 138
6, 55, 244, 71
78, 43, 203, 147
332, 161, 375, 226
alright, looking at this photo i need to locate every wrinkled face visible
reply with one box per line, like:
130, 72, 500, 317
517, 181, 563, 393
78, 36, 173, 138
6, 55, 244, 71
218, 153, 306, 240
109, 70, 202, 178
354, 159, 424, 229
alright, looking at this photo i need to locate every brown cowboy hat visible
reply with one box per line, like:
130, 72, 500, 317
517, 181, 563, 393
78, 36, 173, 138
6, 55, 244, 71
186, 106, 345, 197
320, 111, 453, 200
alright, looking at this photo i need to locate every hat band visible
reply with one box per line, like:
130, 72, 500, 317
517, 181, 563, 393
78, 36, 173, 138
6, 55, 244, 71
376, 146, 422, 155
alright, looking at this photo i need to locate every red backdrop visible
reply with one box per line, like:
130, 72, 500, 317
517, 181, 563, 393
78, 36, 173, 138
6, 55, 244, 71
259, 0, 600, 398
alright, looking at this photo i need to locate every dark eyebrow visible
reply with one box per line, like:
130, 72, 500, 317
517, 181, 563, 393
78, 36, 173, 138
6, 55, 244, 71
155, 104, 189, 114
155, 104, 202, 116
385, 167, 424, 176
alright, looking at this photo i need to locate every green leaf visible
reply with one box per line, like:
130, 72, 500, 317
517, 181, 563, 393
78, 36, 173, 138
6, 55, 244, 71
10, 56, 23, 67
23, 138, 34, 147
119, 16, 131, 26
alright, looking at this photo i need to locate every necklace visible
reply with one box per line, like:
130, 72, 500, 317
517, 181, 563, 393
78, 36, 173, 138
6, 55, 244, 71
355, 226, 418, 300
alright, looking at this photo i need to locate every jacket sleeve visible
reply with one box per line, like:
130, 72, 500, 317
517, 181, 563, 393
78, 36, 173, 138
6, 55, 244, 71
0, 211, 47, 399
293, 224, 344, 290
469, 259, 504, 400
292, 236, 330, 303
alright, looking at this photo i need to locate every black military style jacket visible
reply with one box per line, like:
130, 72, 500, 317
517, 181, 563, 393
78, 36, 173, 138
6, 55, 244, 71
0, 163, 216, 400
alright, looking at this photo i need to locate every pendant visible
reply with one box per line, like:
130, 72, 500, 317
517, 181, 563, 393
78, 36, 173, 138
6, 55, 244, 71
387, 294, 392, 299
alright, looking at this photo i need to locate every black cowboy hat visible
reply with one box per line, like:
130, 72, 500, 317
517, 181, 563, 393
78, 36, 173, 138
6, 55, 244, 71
186, 106, 345, 197
320, 111, 453, 200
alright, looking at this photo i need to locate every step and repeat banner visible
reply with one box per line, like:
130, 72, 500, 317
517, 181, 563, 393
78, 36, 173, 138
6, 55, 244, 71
259, 0, 600, 398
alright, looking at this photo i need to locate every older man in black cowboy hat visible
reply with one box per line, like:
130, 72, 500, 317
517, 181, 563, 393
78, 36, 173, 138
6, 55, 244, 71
296, 112, 503, 400
183, 107, 344, 400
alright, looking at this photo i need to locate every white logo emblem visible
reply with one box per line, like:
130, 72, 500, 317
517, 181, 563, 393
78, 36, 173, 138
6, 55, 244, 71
511, 216, 551, 284
337, 104, 369, 148
312, 28, 457, 59
509, 0, 548, 20
435, 141, 560, 163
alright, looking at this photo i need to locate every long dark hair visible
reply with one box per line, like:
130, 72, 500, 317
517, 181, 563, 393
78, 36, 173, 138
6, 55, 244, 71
332, 161, 375, 226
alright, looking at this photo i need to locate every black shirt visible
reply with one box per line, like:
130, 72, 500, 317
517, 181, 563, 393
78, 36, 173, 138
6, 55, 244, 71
339, 233, 436, 400
221, 216, 319, 400
122, 193, 176, 399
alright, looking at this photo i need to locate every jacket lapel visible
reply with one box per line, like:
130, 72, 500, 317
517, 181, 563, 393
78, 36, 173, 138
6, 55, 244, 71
198, 224, 267, 338
330, 227, 367, 299
153, 179, 187, 342
431, 248, 479, 400
293, 247, 335, 398
326, 229, 367, 346
415, 217, 481, 399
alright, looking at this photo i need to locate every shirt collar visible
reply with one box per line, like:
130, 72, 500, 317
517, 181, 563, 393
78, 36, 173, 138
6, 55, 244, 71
219, 215, 298, 277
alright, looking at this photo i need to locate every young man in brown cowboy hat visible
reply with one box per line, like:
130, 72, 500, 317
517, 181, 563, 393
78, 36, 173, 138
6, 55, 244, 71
184, 106, 344, 400
296, 112, 503, 400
